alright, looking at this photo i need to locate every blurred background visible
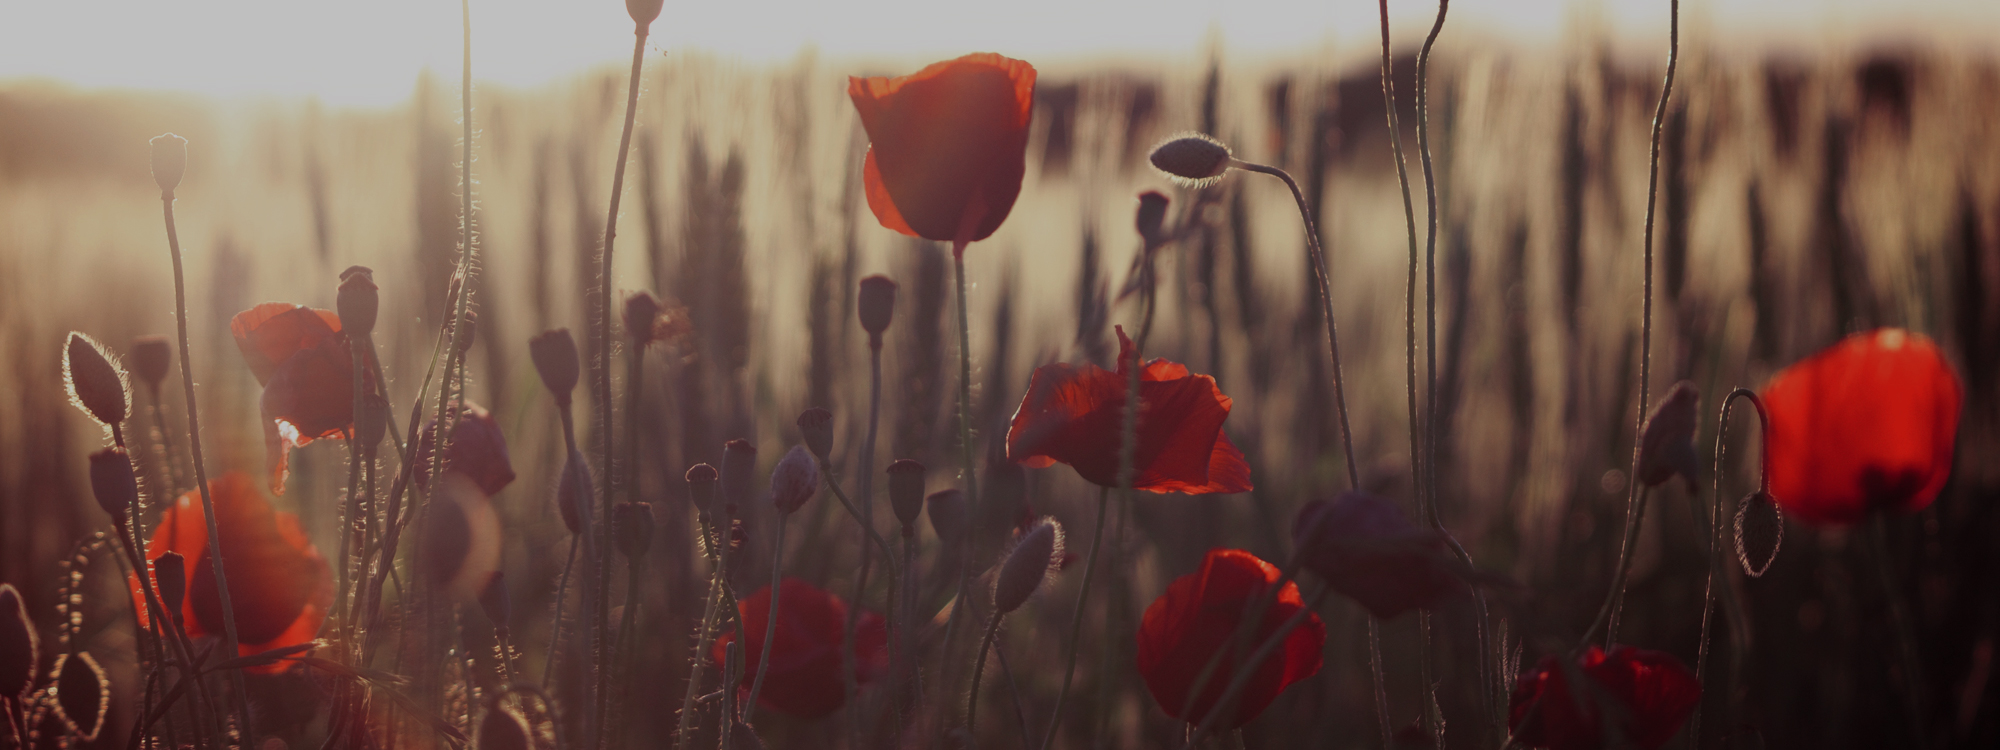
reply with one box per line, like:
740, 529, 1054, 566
2, 0, 1998, 748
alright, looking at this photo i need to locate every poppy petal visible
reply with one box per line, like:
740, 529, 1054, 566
1136, 549, 1321, 729
848, 53, 1035, 243
862, 149, 918, 238
711, 578, 887, 719
231, 304, 342, 387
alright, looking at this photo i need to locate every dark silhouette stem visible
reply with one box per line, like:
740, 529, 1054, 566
743, 511, 790, 726
1038, 485, 1110, 750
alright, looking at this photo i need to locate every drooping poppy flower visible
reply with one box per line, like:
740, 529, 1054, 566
1507, 645, 1700, 750
413, 401, 518, 496
1135, 549, 1323, 729
1292, 491, 1470, 619
230, 302, 363, 494
711, 578, 887, 719
848, 53, 1035, 246
1007, 326, 1251, 494
131, 471, 331, 673
1761, 328, 1961, 525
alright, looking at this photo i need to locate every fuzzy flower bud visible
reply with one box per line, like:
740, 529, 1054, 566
994, 517, 1063, 614
529, 329, 580, 408
153, 552, 186, 613
478, 572, 510, 633
65, 332, 129, 429
857, 275, 897, 342
150, 133, 187, 196
88, 448, 138, 522
926, 489, 967, 543
0, 583, 36, 702
796, 408, 834, 460
52, 652, 108, 741
685, 463, 719, 514
337, 266, 379, 338
1734, 490, 1784, 578
1636, 381, 1701, 491
721, 439, 757, 512
1136, 190, 1170, 248
886, 459, 926, 530
1148, 133, 1233, 186
769, 445, 820, 515
129, 336, 171, 393
615, 502, 655, 559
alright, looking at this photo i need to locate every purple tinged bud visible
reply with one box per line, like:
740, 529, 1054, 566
88, 448, 138, 522
529, 329, 580, 408
721, 439, 757, 512
154, 553, 186, 613
1636, 380, 1701, 491
1136, 190, 1170, 248
0, 583, 36, 701
337, 266, 379, 338
615, 502, 654, 559
150, 133, 187, 196
886, 459, 925, 530
65, 332, 129, 429
769, 445, 820, 515
685, 463, 719, 514
129, 336, 171, 392
857, 275, 897, 342
994, 518, 1063, 614
796, 408, 834, 460
926, 489, 967, 543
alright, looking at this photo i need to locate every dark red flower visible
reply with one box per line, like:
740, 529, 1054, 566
131, 471, 331, 674
1508, 645, 1700, 750
1761, 328, 1961, 526
414, 401, 518, 496
231, 302, 363, 494
1292, 491, 1467, 619
712, 578, 887, 719
1136, 549, 1323, 729
848, 53, 1035, 245
1007, 326, 1250, 494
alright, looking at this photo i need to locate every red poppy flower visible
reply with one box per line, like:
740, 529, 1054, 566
413, 401, 518, 496
1761, 328, 1961, 526
1292, 491, 1469, 619
1508, 645, 1700, 750
130, 471, 331, 674
711, 578, 887, 719
848, 53, 1035, 245
231, 302, 364, 494
1007, 326, 1251, 494
1135, 549, 1323, 729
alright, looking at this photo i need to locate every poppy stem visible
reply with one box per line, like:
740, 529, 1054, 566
1867, 516, 1931, 748
1180, 585, 1331, 750
1368, 618, 1394, 750
543, 535, 578, 691
1690, 388, 1769, 745
673, 555, 726, 750
846, 343, 887, 746
743, 511, 789, 727
1037, 485, 1110, 750
942, 241, 984, 697
1581, 484, 1649, 648
818, 464, 900, 618
965, 610, 1004, 738
145, 388, 185, 495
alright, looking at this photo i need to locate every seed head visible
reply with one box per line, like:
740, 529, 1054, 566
337, 266, 379, 338
1136, 190, 1171, 248
153, 552, 187, 613
557, 450, 590, 535
857, 275, 898, 343
1148, 133, 1233, 186
475, 702, 534, 750
994, 517, 1064, 614
88, 448, 138, 522
720, 439, 757, 512
796, 408, 834, 460
1637, 381, 1701, 491
926, 489, 967, 543
685, 463, 719, 513
150, 133, 187, 196
886, 459, 926, 530
529, 329, 580, 408
0, 583, 36, 701
52, 651, 108, 741
478, 572, 510, 633
627, 0, 663, 26
65, 332, 129, 429
615, 502, 655, 559
129, 336, 171, 392
770, 445, 820, 515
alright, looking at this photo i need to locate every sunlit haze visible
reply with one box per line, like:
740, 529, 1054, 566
2, 0, 1995, 106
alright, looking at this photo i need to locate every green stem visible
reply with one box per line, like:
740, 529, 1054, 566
940, 240, 983, 696
743, 512, 790, 726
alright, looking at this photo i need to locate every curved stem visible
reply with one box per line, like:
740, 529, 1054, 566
820, 465, 900, 643
542, 536, 579, 691
1181, 587, 1331, 749
1376, 0, 1427, 522
966, 611, 1004, 738
1691, 388, 1768, 746
743, 512, 790, 726
1038, 486, 1111, 750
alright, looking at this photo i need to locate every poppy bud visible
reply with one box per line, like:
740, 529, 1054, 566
1293, 491, 1467, 619
529, 329, 580, 408
627, 0, 663, 26
0, 583, 36, 701
130, 336, 172, 393
1636, 381, 1700, 491
153, 552, 186, 613
615, 502, 654, 560
625, 291, 662, 346
770, 445, 820, 515
557, 450, 590, 535
1148, 133, 1233, 186
455, 310, 479, 355
478, 572, 510, 632
796, 408, 834, 460
415, 402, 516, 496
337, 266, 379, 339
150, 133, 187, 196
994, 517, 1063, 615
1734, 490, 1783, 577
475, 702, 533, 750
1135, 190, 1170, 248
89, 448, 139, 522
857, 275, 897, 342
685, 463, 719, 514
65, 332, 130, 429
721, 439, 757, 512
356, 393, 390, 455
52, 651, 108, 741
926, 489, 966, 543
886, 459, 925, 530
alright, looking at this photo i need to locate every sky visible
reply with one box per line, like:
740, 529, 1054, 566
0, 0, 1994, 106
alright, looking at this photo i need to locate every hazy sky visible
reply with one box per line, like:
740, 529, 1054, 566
1, 0, 1993, 105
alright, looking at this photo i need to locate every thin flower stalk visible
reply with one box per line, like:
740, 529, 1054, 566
939, 240, 983, 694
844, 345, 887, 743
1690, 388, 1768, 746
1179, 585, 1332, 750
742, 512, 791, 726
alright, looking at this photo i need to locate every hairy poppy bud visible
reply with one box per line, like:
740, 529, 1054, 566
130, 336, 171, 393
615, 502, 654, 559
857, 275, 897, 342
770, 445, 820, 515
153, 553, 186, 613
721, 439, 757, 512
356, 393, 390, 455
886, 459, 925, 530
88, 448, 139, 522
475, 702, 533, 750
337, 266, 379, 338
1636, 381, 1700, 491
625, 291, 662, 346
994, 518, 1063, 614
686, 463, 718, 514
1148, 133, 1232, 186
0, 583, 36, 701
627, 0, 663, 26
796, 408, 834, 460
926, 489, 966, 543
529, 329, 580, 408
66, 332, 130, 429
52, 651, 108, 741
557, 450, 590, 535
1135, 190, 1170, 248
415, 402, 516, 496
478, 572, 510, 632
151, 133, 187, 196
1734, 490, 1783, 578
